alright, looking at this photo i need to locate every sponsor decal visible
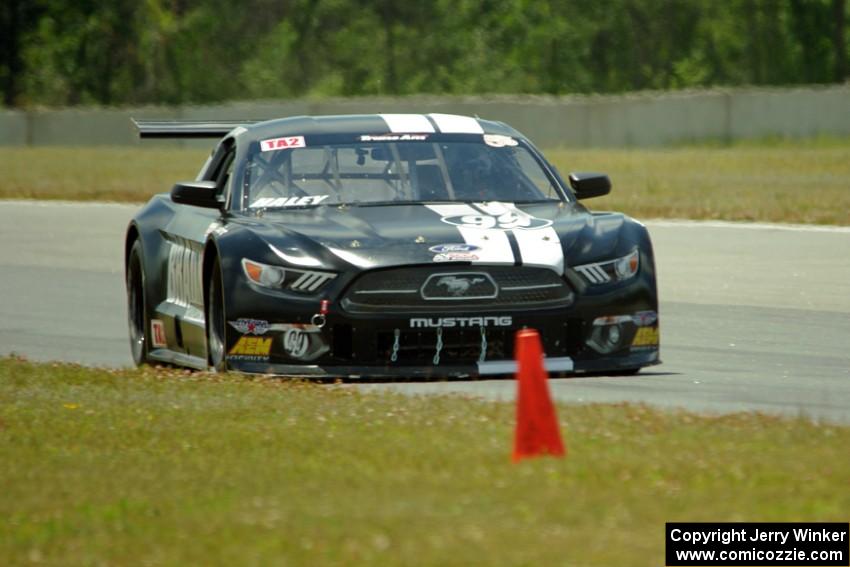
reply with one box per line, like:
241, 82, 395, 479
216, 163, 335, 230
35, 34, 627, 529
268, 323, 329, 361
421, 272, 498, 300
632, 310, 658, 327
428, 244, 481, 254
631, 326, 659, 348
433, 252, 479, 262
228, 336, 272, 358
283, 328, 310, 358
259, 136, 306, 152
593, 312, 658, 328
167, 240, 203, 307
360, 134, 428, 142
410, 316, 512, 328
483, 134, 519, 147
151, 319, 167, 348
250, 195, 329, 208
593, 314, 632, 327
430, 243, 481, 263
228, 318, 269, 335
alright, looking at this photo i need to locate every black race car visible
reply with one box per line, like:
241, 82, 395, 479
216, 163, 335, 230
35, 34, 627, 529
125, 113, 659, 378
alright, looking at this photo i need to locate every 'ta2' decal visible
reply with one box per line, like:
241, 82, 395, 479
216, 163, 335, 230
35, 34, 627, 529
439, 202, 552, 231
259, 136, 306, 152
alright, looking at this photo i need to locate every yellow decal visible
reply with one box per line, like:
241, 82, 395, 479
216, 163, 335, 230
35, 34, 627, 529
229, 336, 272, 356
631, 327, 659, 347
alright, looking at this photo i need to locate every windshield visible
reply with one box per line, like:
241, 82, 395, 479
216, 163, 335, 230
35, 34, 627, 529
242, 136, 563, 209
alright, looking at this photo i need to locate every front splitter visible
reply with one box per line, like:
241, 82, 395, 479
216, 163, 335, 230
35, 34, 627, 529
226, 350, 659, 380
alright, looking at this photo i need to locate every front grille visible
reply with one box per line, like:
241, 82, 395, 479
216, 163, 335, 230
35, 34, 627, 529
377, 328, 511, 365
342, 266, 573, 313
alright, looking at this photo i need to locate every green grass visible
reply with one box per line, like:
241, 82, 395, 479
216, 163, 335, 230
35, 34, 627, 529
1, 140, 849, 224
549, 141, 850, 225
1, 146, 209, 203
1, 357, 848, 566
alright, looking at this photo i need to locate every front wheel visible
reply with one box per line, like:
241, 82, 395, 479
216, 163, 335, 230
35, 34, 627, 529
206, 257, 228, 372
127, 240, 149, 366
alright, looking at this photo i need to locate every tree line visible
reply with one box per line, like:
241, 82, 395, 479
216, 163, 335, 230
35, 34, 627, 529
1, 0, 847, 107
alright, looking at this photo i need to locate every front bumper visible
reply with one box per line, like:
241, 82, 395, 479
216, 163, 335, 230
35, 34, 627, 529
223, 275, 660, 379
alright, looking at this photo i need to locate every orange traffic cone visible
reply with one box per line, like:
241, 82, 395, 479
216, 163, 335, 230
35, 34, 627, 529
512, 329, 566, 462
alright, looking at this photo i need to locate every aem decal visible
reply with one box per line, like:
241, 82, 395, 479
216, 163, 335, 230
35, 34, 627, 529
260, 136, 306, 152
228, 336, 272, 358
631, 327, 659, 348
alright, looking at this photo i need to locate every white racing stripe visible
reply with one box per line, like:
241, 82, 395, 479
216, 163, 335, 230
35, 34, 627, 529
379, 114, 435, 133
424, 202, 566, 272
428, 113, 484, 134
498, 202, 563, 273
473, 202, 564, 274
425, 203, 515, 265
456, 226, 513, 264
511, 226, 563, 273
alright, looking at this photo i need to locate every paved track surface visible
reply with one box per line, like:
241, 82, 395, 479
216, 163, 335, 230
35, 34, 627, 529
2, 201, 849, 422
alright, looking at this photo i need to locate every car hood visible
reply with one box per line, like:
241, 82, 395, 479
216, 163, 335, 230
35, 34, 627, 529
236, 201, 629, 273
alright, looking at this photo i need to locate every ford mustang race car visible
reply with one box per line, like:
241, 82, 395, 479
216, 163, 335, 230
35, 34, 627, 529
125, 113, 659, 378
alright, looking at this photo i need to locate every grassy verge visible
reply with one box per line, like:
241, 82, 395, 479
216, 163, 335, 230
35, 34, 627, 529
550, 139, 850, 225
3, 139, 850, 225
1, 146, 209, 203
1, 357, 847, 566
2, 140, 849, 224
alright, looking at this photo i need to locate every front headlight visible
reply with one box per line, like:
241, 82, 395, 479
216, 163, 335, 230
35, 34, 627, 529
242, 259, 336, 293
573, 249, 639, 285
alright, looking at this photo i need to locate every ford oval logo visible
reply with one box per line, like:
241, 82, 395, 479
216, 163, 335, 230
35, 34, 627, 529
428, 244, 481, 254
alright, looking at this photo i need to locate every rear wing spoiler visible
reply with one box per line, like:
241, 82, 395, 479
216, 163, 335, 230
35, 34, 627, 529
132, 119, 264, 139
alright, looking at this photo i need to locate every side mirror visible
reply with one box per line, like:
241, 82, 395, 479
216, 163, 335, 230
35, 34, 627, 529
569, 172, 611, 200
171, 180, 222, 209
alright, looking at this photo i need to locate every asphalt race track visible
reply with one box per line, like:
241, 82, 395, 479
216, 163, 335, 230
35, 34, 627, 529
2, 201, 849, 422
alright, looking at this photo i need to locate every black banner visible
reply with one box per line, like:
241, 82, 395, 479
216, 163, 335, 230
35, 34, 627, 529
666, 523, 849, 566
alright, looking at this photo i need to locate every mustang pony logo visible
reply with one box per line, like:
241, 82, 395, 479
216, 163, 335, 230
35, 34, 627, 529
421, 272, 497, 300
437, 276, 485, 296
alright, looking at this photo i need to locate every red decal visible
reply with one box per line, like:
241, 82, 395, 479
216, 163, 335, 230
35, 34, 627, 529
151, 319, 167, 348
259, 136, 306, 152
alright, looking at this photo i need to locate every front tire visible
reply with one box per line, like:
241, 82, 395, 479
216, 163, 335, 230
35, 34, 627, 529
206, 257, 228, 372
127, 240, 149, 366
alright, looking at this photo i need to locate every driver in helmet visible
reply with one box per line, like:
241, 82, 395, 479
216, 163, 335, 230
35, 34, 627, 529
448, 145, 511, 201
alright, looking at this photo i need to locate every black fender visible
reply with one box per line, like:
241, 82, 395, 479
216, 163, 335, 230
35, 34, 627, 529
125, 195, 179, 321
